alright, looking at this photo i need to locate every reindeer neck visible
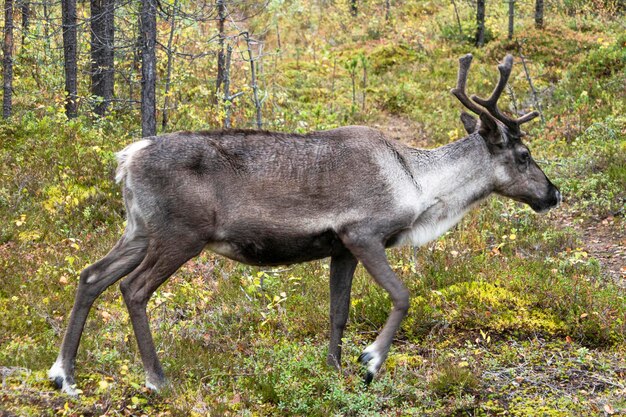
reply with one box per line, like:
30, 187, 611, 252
408, 134, 495, 214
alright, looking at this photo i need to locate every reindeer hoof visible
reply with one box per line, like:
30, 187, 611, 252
53, 376, 64, 390
49, 360, 79, 396
50, 378, 79, 396
358, 351, 373, 365
145, 380, 161, 392
145, 375, 168, 393
358, 352, 375, 385
326, 354, 342, 371
364, 371, 374, 386
358, 350, 381, 385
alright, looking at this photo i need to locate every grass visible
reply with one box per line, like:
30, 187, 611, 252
1, 0, 626, 415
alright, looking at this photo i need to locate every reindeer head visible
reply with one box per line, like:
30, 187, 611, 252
451, 54, 561, 213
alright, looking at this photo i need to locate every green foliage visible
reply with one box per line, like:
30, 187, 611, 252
439, 19, 494, 45
376, 80, 423, 115
570, 34, 626, 79
429, 359, 479, 397
561, 0, 626, 15
546, 116, 625, 218
368, 42, 421, 75
241, 341, 427, 416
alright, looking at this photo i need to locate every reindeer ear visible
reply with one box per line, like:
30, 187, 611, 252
460, 112, 478, 134
478, 112, 506, 146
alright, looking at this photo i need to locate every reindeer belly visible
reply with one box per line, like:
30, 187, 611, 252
207, 228, 341, 266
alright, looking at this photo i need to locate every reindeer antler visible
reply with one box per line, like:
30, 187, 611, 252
451, 54, 540, 131
450, 54, 486, 116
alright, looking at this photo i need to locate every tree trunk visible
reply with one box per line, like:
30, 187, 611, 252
3, 0, 14, 118
42, 0, 49, 40
508, 0, 515, 40
244, 33, 262, 129
223, 44, 234, 128
91, 0, 115, 116
451, 0, 463, 38
535, 0, 544, 29
20, 0, 28, 46
162, 0, 178, 130
361, 55, 367, 112
62, 0, 78, 118
140, 0, 157, 137
215, 0, 226, 97
475, 0, 485, 47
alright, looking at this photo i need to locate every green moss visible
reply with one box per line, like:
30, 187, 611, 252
429, 360, 479, 397
368, 42, 421, 75
569, 34, 626, 80
404, 280, 566, 339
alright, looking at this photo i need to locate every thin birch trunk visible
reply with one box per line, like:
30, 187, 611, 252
3, 0, 14, 118
162, 0, 178, 130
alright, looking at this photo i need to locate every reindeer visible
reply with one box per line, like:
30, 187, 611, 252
49, 54, 560, 394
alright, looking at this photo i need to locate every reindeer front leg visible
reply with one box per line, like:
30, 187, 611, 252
341, 233, 410, 384
327, 252, 358, 370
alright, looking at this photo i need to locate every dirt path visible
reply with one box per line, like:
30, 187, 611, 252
566, 214, 626, 285
371, 113, 434, 148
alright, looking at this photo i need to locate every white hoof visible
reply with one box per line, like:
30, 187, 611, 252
358, 343, 385, 385
49, 359, 79, 396
145, 376, 167, 392
145, 380, 160, 392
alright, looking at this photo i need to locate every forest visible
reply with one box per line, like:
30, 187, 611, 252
0, 0, 625, 415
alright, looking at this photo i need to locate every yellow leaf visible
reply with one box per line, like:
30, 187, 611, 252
98, 380, 109, 390
15, 214, 26, 227
18, 230, 41, 242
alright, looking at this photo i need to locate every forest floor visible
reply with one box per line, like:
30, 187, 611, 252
570, 216, 625, 284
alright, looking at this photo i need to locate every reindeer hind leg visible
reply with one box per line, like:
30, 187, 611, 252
50, 231, 149, 394
119, 234, 205, 391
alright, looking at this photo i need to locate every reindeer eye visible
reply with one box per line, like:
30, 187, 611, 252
518, 151, 530, 165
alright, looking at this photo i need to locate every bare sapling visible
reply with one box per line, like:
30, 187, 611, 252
451, 0, 463, 38
222, 44, 244, 128
517, 41, 545, 124
360, 54, 367, 112
244, 31, 263, 129
161, 0, 179, 130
